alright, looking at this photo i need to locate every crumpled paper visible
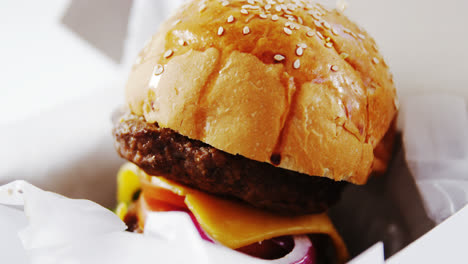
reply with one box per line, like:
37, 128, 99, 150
0, 180, 309, 264
401, 95, 468, 223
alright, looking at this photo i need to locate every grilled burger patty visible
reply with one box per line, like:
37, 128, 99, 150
113, 112, 346, 215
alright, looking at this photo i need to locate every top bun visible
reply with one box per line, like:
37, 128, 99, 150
125, 0, 398, 184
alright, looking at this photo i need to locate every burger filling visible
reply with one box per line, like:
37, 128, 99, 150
113, 112, 346, 215
115, 163, 348, 264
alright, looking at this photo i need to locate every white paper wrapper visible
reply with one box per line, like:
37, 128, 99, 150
401, 95, 468, 223
0, 204, 28, 264
0, 181, 278, 264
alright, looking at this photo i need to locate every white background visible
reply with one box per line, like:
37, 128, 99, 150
0, 0, 119, 125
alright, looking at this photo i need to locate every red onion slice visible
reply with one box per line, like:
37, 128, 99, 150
188, 211, 315, 264
269, 235, 315, 264
188, 212, 214, 243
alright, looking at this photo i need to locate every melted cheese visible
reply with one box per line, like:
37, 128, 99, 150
117, 163, 141, 204
119, 163, 349, 262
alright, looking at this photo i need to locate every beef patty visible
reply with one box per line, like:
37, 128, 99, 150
113, 112, 346, 215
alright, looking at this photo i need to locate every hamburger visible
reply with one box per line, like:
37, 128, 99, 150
113, 0, 398, 263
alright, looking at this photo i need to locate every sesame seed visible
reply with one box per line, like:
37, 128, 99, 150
275, 5, 282, 12
394, 97, 400, 110
325, 42, 333, 48
248, 0, 254, 4
227, 15, 235, 23
242, 4, 260, 10
243, 26, 250, 35
285, 21, 292, 27
199, 4, 207, 12
296, 46, 303, 56
325, 37, 331, 42
331, 28, 339, 35
287, 3, 296, 10
372, 44, 379, 51
218, 26, 224, 36
259, 13, 268, 19
314, 20, 322, 28
283, 27, 292, 35
311, 12, 321, 20
316, 31, 324, 39
164, 50, 173, 58
274, 54, 285, 61
241, 9, 248, 14
173, 19, 181, 26
322, 21, 331, 29
154, 64, 164, 75
272, 14, 279, 21
284, 9, 293, 15
331, 65, 339, 71
358, 33, 366, 39
178, 39, 185, 46
265, 4, 272, 10
306, 31, 314, 37
373, 57, 380, 64
293, 59, 301, 69
298, 43, 307, 48
298, 17, 303, 24
340, 52, 349, 59
222, 1, 229, 7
